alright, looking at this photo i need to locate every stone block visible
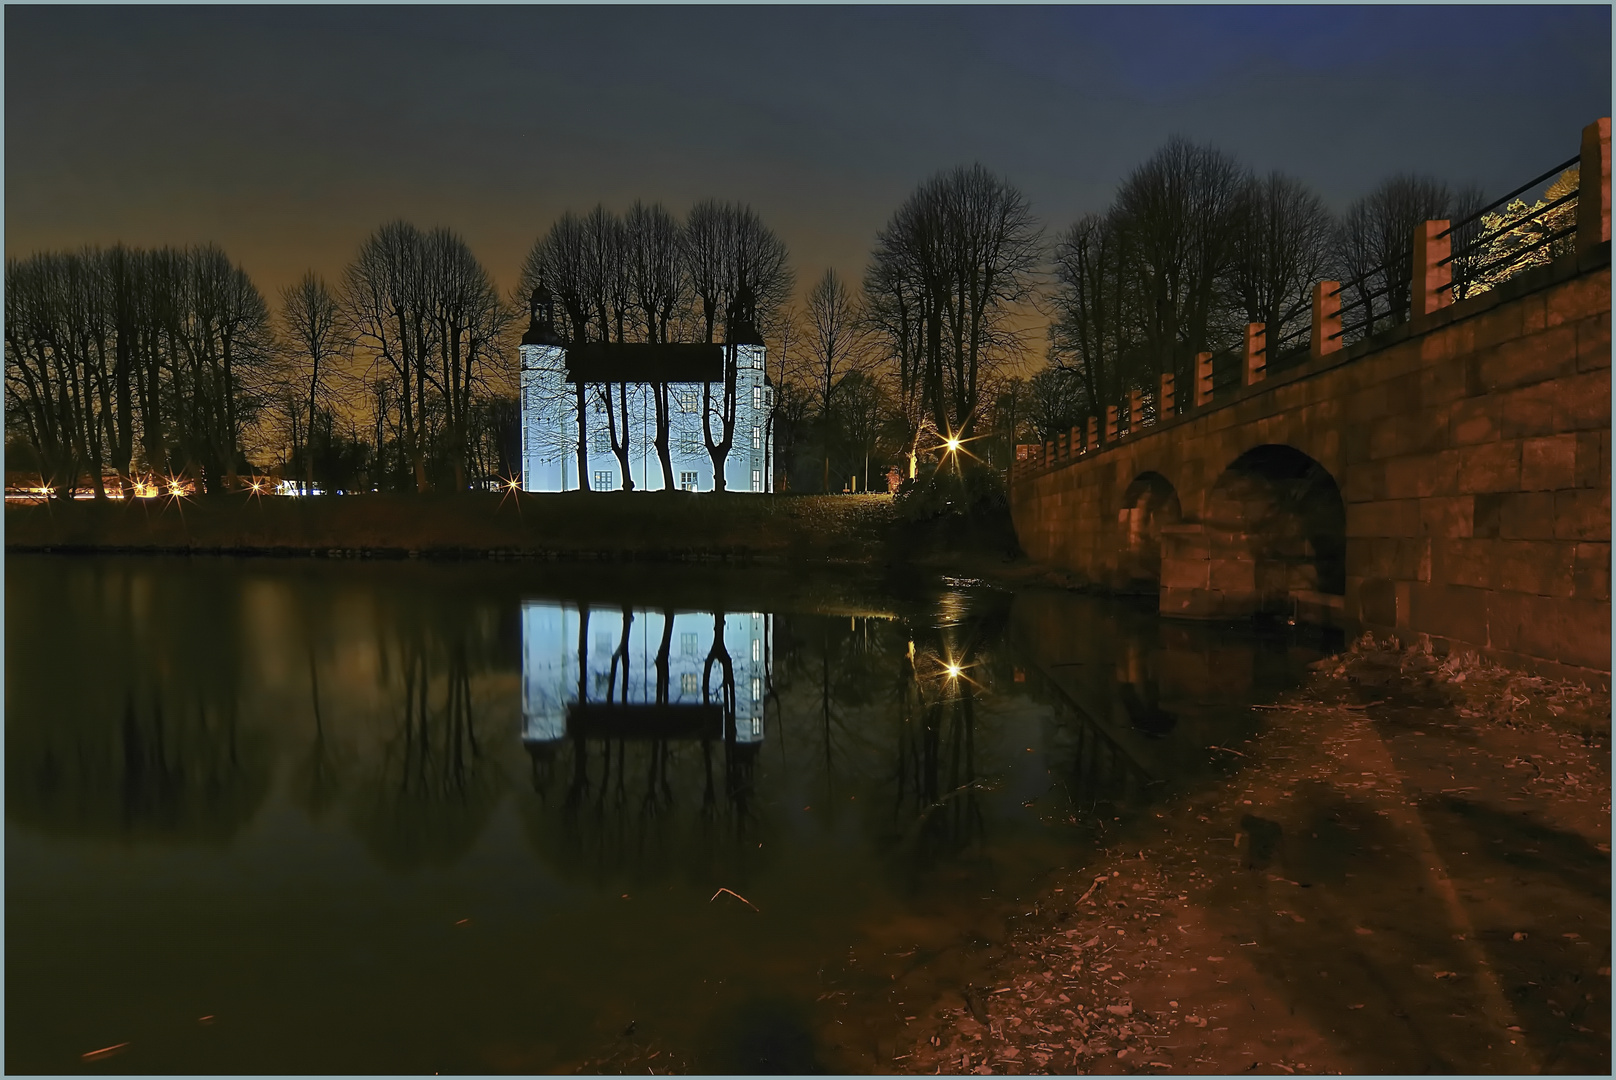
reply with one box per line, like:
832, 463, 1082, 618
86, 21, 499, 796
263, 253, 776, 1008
1553, 488, 1610, 542
1490, 592, 1611, 671
1160, 587, 1221, 619
1495, 382, 1558, 440
1476, 326, 1579, 393
1161, 557, 1210, 590
1416, 357, 1469, 408
1574, 431, 1605, 488
1546, 272, 1612, 328
1496, 492, 1556, 540
1564, 368, 1612, 431
1418, 496, 1474, 539
1356, 577, 1397, 627
1576, 314, 1611, 372
1345, 385, 1388, 424
1209, 558, 1257, 593
1573, 542, 1610, 601
1348, 498, 1421, 538
1431, 538, 1495, 589
1470, 304, 1526, 351
1456, 440, 1521, 494
1495, 540, 1576, 597
1383, 449, 1462, 499
1408, 581, 1491, 645
1369, 414, 1449, 460
1520, 434, 1577, 491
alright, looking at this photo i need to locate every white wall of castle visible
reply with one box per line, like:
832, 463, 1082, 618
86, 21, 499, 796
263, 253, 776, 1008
519, 343, 772, 493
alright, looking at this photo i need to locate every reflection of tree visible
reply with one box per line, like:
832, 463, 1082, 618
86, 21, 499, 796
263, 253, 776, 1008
290, 650, 352, 822
8, 690, 271, 843
520, 607, 760, 889
349, 630, 504, 872
6, 559, 273, 843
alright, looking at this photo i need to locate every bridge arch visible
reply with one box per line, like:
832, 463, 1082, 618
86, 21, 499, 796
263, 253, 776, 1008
1204, 444, 1346, 615
1117, 471, 1182, 592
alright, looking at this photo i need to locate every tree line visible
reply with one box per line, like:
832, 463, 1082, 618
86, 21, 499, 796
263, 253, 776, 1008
8, 135, 1548, 498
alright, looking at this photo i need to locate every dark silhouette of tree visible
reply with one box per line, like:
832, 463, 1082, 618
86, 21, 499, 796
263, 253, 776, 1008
1335, 174, 1483, 337
1048, 212, 1140, 417
1111, 137, 1244, 391
800, 268, 866, 490
864, 164, 1040, 454
1227, 172, 1334, 349
279, 271, 347, 494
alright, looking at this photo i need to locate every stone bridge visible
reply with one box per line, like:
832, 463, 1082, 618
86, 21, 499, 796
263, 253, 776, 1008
1010, 121, 1611, 680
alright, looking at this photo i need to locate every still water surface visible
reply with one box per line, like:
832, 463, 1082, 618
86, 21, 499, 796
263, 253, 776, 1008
6, 555, 1332, 1074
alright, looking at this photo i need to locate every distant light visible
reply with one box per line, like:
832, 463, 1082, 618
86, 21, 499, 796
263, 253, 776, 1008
945, 662, 962, 679
168, 483, 183, 497
945, 438, 961, 454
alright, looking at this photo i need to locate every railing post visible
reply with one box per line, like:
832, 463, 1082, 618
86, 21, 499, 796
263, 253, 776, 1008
1058, 431, 1068, 462
1195, 351, 1214, 408
1044, 440, 1054, 469
1244, 322, 1266, 385
1579, 117, 1612, 256
1104, 404, 1119, 444
1412, 220, 1453, 329
1127, 387, 1143, 435
1159, 372, 1175, 419
1312, 281, 1342, 360
1070, 425, 1082, 457
1086, 415, 1099, 452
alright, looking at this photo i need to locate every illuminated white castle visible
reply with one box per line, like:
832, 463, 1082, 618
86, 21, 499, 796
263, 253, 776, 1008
518, 286, 774, 493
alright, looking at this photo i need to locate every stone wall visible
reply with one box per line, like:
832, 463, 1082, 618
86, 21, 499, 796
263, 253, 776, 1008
1010, 245, 1611, 681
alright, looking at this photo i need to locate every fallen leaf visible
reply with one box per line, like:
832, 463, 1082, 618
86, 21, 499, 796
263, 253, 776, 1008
1106, 1004, 1133, 1017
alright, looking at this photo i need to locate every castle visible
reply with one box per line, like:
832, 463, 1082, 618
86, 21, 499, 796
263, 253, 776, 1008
518, 285, 774, 493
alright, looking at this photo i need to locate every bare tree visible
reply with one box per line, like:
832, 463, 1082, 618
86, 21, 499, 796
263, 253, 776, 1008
518, 211, 595, 490
865, 163, 1040, 455
1334, 174, 1483, 337
1227, 172, 1334, 351
343, 221, 435, 492
423, 228, 509, 490
1111, 137, 1244, 391
1048, 212, 1140, 418
280, 271, 346, 493
626, 200, 686, 489
800, 268, 867, 491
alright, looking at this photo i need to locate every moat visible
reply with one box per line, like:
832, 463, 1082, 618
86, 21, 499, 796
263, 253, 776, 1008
6, 555, 1608, 1074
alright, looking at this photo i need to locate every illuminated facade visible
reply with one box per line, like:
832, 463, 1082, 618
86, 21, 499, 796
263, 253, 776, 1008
518, 289, 773, 493
520, 601, 770, 748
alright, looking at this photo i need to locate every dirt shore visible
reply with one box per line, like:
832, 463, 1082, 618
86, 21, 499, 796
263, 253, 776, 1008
892, 634, 1611, 1076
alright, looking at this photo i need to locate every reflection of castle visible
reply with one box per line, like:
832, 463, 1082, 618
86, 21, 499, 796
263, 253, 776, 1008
521, 603, 770, 747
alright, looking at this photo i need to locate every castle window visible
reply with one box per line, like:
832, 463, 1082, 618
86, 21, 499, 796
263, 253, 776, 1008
592, 431, 610, 453
752, 386, 762, 409
681, 632, 698, 656
751, 426, 761, 450
593, 470, 613, 489
680, 471, 699, 491
680, 672, 700, 695
751, 469, 762, 492
678, 389, 699, 413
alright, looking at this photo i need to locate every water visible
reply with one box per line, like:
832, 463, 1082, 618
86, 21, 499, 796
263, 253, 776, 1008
5, 555, 1331, 1074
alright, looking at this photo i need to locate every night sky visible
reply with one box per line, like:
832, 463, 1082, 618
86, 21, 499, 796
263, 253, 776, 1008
7, 5, 1611, 330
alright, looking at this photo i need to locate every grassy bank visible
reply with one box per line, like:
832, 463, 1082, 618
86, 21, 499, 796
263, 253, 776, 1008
4, 490, 1024, 569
